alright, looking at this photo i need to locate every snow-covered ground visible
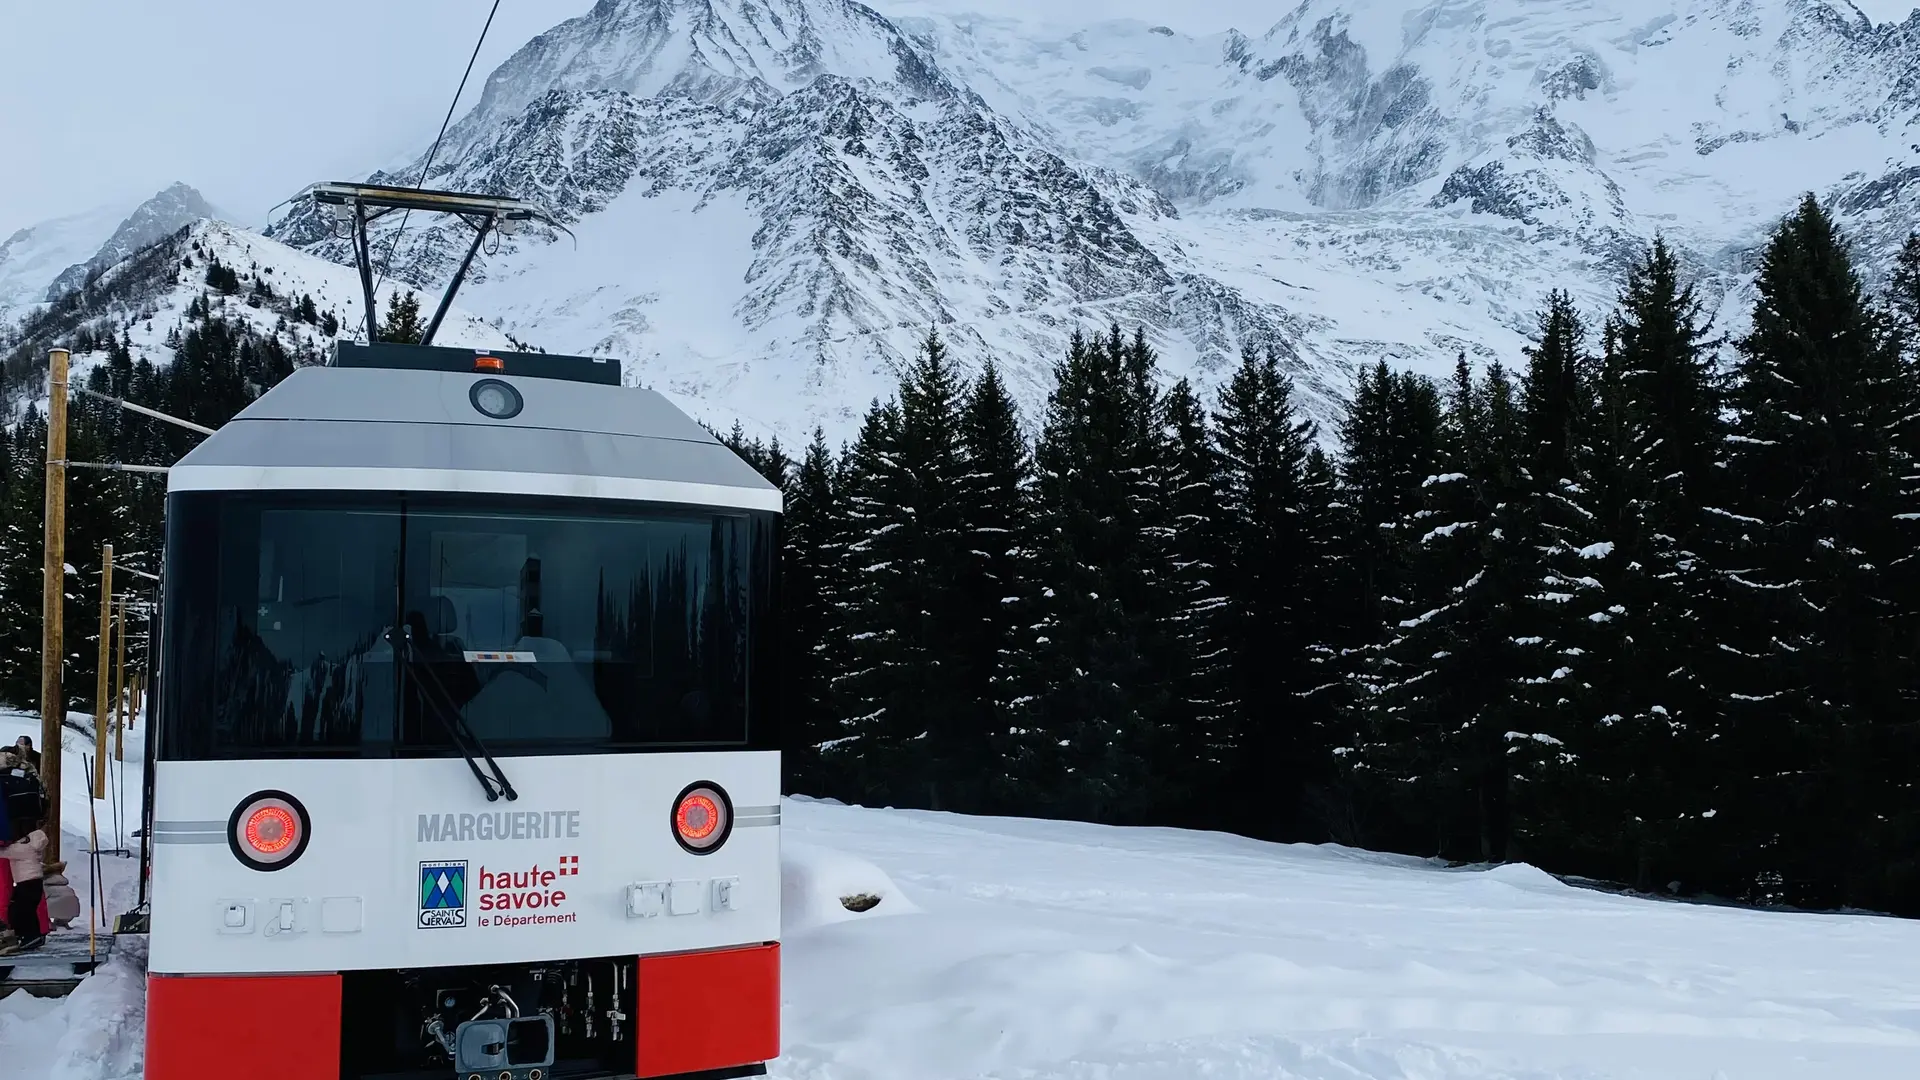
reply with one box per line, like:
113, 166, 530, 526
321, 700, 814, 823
4, 715, 1917, 1079
775, 802, 1920, 1080
0, 709, 146, 1080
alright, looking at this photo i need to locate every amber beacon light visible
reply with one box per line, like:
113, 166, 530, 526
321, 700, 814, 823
227, 790, 311, 871
672, 781, 733, 854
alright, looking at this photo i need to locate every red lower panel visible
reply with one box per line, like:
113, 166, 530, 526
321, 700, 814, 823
147, 972, 342, 1080
636, 942, 780, 1078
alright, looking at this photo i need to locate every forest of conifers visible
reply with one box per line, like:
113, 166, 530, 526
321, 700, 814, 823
2, 195, 1918, 915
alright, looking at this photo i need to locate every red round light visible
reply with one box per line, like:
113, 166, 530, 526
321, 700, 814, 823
229, 791, 309, 870
671, 783, 732, 854
245, 806, 297, 854
676, 794, 720, 842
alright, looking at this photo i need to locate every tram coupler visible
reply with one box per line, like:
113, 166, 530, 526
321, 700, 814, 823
450, 1013, 555, 1080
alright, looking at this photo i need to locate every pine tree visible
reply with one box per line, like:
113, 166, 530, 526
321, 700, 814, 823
1568, 237, 1730, 891
1324, 363, 1445, 840
1211, 345, 1324, 840
830, 333, 975, 809
0, 413, 47, 709
1355, 356, 1533, 861
1504, 290, 1605, 864
1012, 326, 1172, 822
204, 259, 239, 294
379, 291, 425, 344
819, 400, 899, 788
1884, 230, 1920, 910
718, 422, 792, 490
1155, 377, 1230, 822
298, 293, 320, 325
1719, 195, 1915, 909
1890, 232, 1920, 343
954, 360, 1034, 812
1292, 442, 1351, 837
893, 331, 979, 811
779, 427, 841, 796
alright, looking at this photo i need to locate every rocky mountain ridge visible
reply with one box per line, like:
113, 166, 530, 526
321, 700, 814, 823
10, 0, 1920, 444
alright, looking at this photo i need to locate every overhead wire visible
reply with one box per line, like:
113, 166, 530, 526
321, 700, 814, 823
369, 0, 506, 323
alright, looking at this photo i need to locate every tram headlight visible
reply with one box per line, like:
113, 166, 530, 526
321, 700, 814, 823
469, 377, 523, 419
671, 781, 733, 855
227, 790, 311, 872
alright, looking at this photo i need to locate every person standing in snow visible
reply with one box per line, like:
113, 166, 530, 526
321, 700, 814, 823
0, 753, 11, 947
0, 751, 47, 835
11, 736, 39, 771
0, 820, 48, 954
0, 750, 49, 945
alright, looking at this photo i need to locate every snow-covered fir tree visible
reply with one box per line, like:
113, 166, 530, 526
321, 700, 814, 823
829, 332, 980, 809
1154, 377, 1231, 824
1354, 355, 1535, 862
953, 360, 1035, 812
1718, 196, 1917, 909
1210, 345, 1328, 839
1009, 327, 1174, 823
1502, 291, 1602, 859
779, 426, 841, 795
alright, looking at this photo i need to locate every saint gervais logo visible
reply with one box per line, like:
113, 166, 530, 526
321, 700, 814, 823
419, 860, 468, 929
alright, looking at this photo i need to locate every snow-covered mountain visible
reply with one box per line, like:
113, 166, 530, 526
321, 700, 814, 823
11, 0, 1918, 444
0, 184, 219, 331
41, 183, 218, 302
0, 203, 132, 331
0, 219, 509, 421
251, 0, 1920, 442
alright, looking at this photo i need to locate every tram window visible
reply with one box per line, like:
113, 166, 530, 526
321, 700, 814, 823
396, 509, 751, 750
161, 492, 770, 761
164, 499, 401, 758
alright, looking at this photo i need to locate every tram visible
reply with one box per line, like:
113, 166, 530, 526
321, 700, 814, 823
139, 340, 783, 1080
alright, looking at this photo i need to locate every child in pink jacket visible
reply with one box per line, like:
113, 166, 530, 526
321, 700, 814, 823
0, 825, 47, 953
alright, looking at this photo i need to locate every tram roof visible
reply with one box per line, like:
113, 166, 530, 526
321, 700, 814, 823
167, 364, 782, 513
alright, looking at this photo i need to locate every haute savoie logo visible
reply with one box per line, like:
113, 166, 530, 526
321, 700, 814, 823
475, 857, 581, 928
418, 860, 468, 929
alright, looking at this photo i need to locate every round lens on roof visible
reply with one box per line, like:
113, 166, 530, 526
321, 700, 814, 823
470, 378, 523, 420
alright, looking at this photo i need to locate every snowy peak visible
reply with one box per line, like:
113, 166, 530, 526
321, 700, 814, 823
0, 183, 220, 336
0, 202, 132, 329
3, 217, 512, 423
445, 0, 951, 167
45, 182, 217, 301
255, 0, 1920, 448
267, 69, 1204, 437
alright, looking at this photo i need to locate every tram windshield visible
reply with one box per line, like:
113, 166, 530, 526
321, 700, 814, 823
158, 492, 775, 760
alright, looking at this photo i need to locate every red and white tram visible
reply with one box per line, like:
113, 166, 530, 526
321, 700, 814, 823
139, 341, 783, 1080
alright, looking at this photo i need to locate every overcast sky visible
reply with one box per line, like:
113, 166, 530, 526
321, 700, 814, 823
1, 0, 1915, 236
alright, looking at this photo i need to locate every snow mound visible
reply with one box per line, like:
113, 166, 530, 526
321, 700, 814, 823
0, 942, 146, 1080
1466, 861, 1569, 893
781, 839, 919, 933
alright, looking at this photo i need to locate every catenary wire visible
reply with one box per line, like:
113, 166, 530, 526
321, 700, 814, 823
369, 0, 505, 322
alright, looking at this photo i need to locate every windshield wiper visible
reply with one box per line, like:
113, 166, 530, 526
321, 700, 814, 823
393, 626, 518, 802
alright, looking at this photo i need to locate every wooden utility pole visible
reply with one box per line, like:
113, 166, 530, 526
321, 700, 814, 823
114, 596, 128, 762
94, 544, 113, 799
41, 348, 68, 869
